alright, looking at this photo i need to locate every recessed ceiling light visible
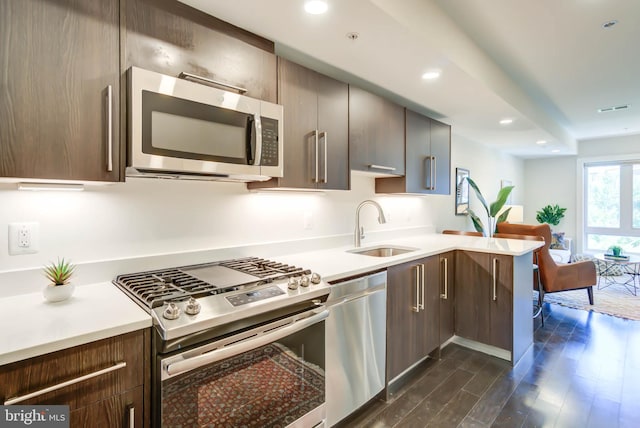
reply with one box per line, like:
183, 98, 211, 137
304, 0, 328, 14
602, 19, 618, 29
421, 70, 441, 80
499, 118, 513, 125
536, 140, 547, 146
551, 149, 561, 153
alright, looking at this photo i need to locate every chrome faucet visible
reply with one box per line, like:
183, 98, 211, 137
354, 200, 387, 247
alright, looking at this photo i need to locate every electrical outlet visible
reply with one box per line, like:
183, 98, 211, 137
8, 222, 39, 255
303, 211, 314, 230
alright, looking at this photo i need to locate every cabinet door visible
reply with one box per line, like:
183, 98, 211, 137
429, 118, 451, 195
387, 258, 432, 382
489, 254, 513, 350
274, 58, 319, 189
70, 386, 143, 428
439, 251, 456, 345
124, 0, 277, 102
349, 86, 405, 175
455, 251, 492, 344
423, 255, 441, 354
0, 0, 120, 182
317, 72, 349, 190
404, 109, 431, 193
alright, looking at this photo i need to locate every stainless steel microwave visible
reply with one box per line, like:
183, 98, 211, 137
127, 66, 283, 182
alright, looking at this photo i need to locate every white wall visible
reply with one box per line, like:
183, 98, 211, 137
523, 133, 640, 252
0, 132, 522, 295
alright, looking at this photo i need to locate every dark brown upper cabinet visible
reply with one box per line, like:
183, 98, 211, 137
349, 86, 405, 176
0, 0, 121, 182
249, 58, 349, 191
376, 109, 451, 194
124, 0, 277, 103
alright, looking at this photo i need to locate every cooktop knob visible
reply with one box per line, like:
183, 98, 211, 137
288, 277, 300, 290
300, 275, 310, 287
310, 272, 322, 284
163, 302, 181, 320
184, 297, 201, 315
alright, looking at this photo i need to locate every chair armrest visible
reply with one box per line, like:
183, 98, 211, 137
550, 260, 597, 292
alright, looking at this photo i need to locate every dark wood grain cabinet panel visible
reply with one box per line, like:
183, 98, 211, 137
0, 330, 149, 428
438, 251, 456, 345
387, 256, 439, 383
249, 58, 349, 190
376, 109, 451, 194
0, 0, 121, 181
349, 86, 405, 176
124, 0, 277, 103
455, 251, 513, 351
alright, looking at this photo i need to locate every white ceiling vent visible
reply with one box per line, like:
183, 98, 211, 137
597, 104, 630, 113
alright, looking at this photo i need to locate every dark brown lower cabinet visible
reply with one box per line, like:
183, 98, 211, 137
455, 251, 513, 351
438, 251, 456, 345
387, 256, 440, 383
0, 330, 149, 428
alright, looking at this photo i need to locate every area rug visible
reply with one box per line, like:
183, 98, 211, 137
541, 276, 640, 321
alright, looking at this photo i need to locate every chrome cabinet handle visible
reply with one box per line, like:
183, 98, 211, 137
425, 155, 436, 190
320, 131, 328, 183
106, 85, 113, 172
312, 130, 319, 183
178, 71, 247, 94
441, 257, 448, 299
412, 265, 420, 312
127, 405, 135, 428
419, 263, 425, 310
431, 156, 437, 190
492, 257, 498, 301
3, 362, 127, 405
368, 164, 396, 171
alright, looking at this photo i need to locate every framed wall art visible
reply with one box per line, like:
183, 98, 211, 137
455, 168, 470, 215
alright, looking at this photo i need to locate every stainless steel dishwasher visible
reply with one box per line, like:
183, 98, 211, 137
326, 270, 387, 426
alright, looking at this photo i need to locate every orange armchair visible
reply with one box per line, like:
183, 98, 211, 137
497, 222, 596, 305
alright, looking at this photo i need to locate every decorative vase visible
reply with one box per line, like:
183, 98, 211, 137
43, 283, 75, 303
613, 247, 622, 257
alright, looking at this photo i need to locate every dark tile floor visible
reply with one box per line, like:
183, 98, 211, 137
347, 303, 640, 428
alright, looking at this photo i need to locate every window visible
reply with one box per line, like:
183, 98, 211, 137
584, 161, 640, 253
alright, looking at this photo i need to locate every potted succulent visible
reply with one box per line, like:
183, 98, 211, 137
466, 177, 514, 237
42, 258, 76, 302
536, 204, 566, 227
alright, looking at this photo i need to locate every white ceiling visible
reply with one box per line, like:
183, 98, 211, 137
178, 0, 640, 159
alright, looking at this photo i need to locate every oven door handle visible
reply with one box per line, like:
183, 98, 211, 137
163, 308, 329, 378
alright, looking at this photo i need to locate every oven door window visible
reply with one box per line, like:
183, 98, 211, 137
161, 321, 325, 427
142, 90, 256, 165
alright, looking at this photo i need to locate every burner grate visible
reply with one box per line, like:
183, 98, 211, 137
220, 257, 305, 278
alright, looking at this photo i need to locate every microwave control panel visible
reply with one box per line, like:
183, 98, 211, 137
260, 117, 279, 166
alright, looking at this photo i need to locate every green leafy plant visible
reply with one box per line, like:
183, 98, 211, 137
466, 177, 514, 236
608, 245, 623, 256
535, 204, 566, 226
43, 258, 76, 286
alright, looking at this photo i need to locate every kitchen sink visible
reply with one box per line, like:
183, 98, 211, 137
347, 245, 419, 257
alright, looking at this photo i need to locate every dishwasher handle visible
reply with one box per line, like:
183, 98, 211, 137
326, 284, 386, 308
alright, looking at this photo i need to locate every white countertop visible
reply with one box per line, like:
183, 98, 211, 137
0, 282, 151, 365
275, 233, 543, 282
0, 233, 540, 366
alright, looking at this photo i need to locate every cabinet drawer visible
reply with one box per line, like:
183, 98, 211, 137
0, 331, 144, 410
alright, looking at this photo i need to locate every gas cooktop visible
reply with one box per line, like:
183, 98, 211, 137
113, 257, 330, 341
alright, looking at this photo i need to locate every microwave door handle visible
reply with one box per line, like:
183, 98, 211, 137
253, 115, 262, 165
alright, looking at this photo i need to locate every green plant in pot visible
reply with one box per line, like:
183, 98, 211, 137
536, 204, 566, 227
42, 258, 76, 302
466, 177, 514, 237
609, 245, 623, 257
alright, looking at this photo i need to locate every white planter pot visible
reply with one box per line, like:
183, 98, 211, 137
43, 284, 75, 303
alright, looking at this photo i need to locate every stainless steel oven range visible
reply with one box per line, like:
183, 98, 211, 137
113, 257, 330, 428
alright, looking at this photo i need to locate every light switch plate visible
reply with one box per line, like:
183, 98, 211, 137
8, 222, 39, 255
